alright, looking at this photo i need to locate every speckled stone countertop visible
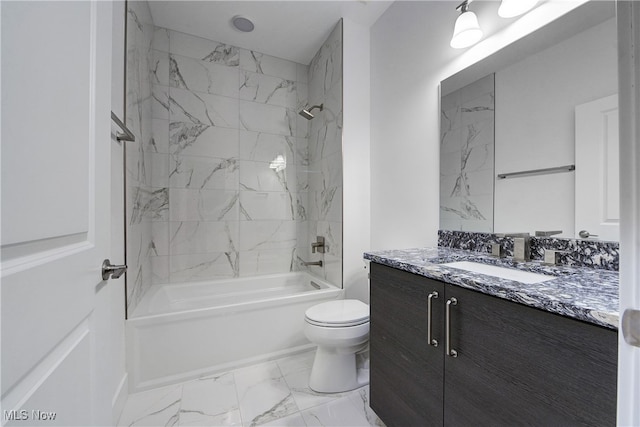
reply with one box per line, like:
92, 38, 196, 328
364, 247, 619, 330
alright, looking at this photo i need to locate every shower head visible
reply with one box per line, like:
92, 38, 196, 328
299, 104, 323, 120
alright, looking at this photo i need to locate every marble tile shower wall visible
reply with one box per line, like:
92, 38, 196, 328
126, 2, 156, 316
301, 21, 343, 286
142, 28, 313, 285
440, 74, 495, 233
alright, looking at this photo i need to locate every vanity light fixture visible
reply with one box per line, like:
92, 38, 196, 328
498, 0, 539, 18
450, 0, 483, 49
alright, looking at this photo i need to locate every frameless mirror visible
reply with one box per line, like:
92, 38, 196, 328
440, 1, 618, 241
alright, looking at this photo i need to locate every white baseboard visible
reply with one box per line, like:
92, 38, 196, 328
130, 344, 316, 393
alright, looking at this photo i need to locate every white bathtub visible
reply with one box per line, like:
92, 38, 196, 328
126, 272, 343, 392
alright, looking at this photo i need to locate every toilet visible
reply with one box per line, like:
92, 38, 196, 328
304, 299, 370, 393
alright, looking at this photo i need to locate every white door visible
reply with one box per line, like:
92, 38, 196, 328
108, 1, 129, 421
575, 94, 620, 242
1, 2, 116, 425
617, 2, 640, 426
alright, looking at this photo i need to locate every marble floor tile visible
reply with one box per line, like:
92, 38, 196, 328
282, 368, 346, 411
257, 412, 307, 427
118, 385, 182, 427
179, 409, 242, 427
300, 396, 370, 427
234, 361, 299, 426
118, 351, 381, 427
179, 373, 239, 425
348, 387, 385, 427
275, 351, 315, 377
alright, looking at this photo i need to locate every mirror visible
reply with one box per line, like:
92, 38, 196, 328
440, 1, 618, 241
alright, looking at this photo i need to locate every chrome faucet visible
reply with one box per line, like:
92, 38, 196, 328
513, 236, 531, 261
311, 236, 325, 254
303, 260, 323, 267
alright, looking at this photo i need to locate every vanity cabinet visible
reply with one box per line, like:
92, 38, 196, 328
370, 263, 617, 427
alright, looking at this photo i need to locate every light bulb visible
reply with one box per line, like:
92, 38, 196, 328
450, 10, 483, 49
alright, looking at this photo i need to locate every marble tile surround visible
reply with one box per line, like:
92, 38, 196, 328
126, 21, 344, 291
125, 2, 155, 317
438, 230, 619, 271
117, 350, 381, 427
301, 21, 344, 287
440, 74, 495, 233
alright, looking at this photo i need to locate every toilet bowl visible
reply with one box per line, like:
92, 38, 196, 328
304, 299, 370, 393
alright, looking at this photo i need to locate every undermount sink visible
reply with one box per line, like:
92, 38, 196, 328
441, 261, 555, 284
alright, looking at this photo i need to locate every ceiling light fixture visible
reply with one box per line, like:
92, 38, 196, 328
498, 0, 539, 18
450, 0, 483, 49
231, 15, 254, 32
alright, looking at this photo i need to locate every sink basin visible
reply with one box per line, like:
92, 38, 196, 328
441, 261, 555, 284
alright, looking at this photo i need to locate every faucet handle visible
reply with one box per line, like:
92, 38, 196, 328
495, 232, 530, 238
490, 243, 503, 258
311, 236, 325, 254
535, 230, 563, 237
543, 249, 568, 265
579, 230, 599, 239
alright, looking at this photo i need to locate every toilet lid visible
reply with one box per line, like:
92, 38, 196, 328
305, 300, 370, 327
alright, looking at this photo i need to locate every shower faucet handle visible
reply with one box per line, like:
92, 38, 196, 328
311, 236, 326, 254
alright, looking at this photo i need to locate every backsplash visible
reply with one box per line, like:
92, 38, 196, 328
438, 230, 619, 271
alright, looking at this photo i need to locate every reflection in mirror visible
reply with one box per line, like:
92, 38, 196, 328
440, 75, 495, 233
439, 1, 618, 240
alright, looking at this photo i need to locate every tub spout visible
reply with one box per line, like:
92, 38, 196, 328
303, 260, 323, 267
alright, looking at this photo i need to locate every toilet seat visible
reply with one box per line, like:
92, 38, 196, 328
305, 299, 370, 328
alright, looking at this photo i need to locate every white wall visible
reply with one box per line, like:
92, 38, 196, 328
370, 1, 455, 250
494, 17, 617, 236
370, 0, 589, 250
342, 18, 371, 302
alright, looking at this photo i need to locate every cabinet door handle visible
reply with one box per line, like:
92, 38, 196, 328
446, 297, 458, 357
427, 291, 439, 347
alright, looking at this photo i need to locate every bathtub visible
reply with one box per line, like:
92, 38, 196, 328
126, 272, 343, 392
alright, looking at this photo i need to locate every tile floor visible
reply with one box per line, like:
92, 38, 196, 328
118, 350, 385, 427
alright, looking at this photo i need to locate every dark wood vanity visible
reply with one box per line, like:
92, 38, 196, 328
370, 262, 618, 426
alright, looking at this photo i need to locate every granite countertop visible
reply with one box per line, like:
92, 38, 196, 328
364, 247, 619, 330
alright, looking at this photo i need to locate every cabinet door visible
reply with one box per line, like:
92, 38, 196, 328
444, 284, 617, 426
370, 263, 445, 426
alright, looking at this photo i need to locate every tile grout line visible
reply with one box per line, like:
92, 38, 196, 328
275, 354, 309, 426
230, 370, 245, 427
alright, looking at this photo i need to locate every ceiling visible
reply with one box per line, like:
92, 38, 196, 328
148, 0, 394, 65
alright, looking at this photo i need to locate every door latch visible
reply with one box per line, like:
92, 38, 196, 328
101, 259, 127, 280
